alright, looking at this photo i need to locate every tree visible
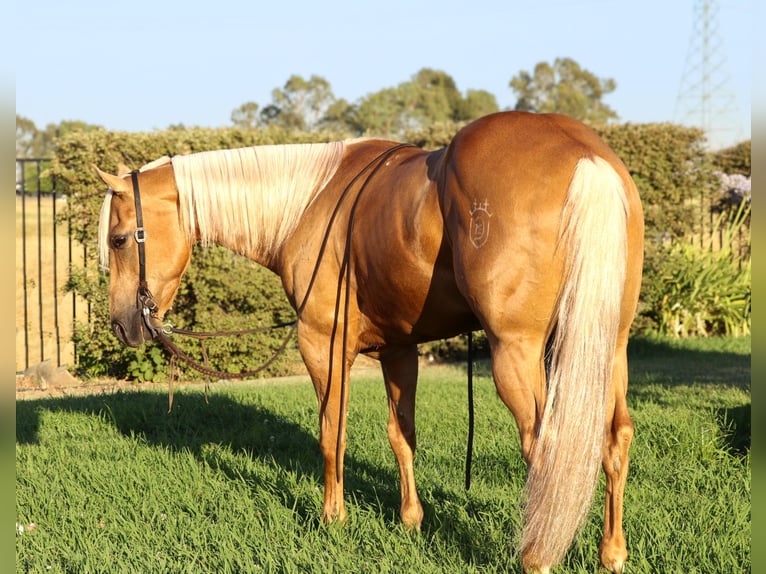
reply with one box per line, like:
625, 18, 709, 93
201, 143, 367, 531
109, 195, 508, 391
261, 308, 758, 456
231, 102, 261, 130
320, 98, 356, 134
16, 115, 39, 157
347, 87, 408, 136
350, 69, 499, 137
16, 116, 104, 158
410, 68, 462, 124
457, 89, 499, 121
260, 74, 337, 131
230, 68, 499, 138
510, 57, 618, 125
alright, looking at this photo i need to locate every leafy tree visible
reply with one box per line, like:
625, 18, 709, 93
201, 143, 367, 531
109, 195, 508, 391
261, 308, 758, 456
348, 87, 411, 136
457, 89, 500, 121
16, 116, 105, 158
231, 101, 261, 130
230, 68, 499, 138
260, 74, 337, 131
319, 97, 356, 133
348, 69, 499, 137
510, 57, 618, 125
16, 115, 39, 157
409, 68, 462, 123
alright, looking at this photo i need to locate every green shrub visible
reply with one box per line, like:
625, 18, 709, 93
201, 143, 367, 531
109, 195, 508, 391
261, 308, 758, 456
595, 123, 717, 243
639, 202, 751, 337
168, 246, 299, 379
49, 122, 750, 379
710, 140, 751, 176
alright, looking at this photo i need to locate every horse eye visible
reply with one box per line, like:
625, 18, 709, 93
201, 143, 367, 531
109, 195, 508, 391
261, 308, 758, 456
111, 234, 129, 249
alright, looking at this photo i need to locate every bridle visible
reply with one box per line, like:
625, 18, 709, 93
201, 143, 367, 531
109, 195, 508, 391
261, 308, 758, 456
129, 170, 164, 340
125, 169, 297, 382
121, 143, 418, 381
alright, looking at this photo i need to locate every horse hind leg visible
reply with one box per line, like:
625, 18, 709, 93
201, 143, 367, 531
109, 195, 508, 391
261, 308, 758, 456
599, 342, 633, 573
379, 345, 424, 529
487, 333, 550, 572
488, 333, 546, 466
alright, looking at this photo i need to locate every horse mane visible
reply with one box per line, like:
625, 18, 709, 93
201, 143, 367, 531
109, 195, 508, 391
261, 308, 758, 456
98, 190, 114, 271
98, 143, 346, 271
171, 142, 346, 258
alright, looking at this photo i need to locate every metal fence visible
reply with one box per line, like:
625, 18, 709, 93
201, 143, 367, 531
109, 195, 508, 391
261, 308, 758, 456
15, 158, 88, 372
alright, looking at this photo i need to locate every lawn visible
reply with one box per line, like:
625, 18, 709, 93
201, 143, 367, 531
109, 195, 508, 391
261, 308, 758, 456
16, 335, 750, 573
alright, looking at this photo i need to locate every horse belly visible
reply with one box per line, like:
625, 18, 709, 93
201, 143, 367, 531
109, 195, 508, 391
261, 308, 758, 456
356, 228, 478, 346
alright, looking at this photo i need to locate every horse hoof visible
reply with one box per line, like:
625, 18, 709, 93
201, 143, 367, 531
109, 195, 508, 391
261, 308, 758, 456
400, 503, 424, 531
600, 540, 627, 572
602, 559, 625, 573
600, 551, 627, 573
321, 509, 348, 526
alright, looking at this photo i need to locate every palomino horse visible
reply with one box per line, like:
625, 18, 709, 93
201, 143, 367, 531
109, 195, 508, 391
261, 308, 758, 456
96, 111, 643, 573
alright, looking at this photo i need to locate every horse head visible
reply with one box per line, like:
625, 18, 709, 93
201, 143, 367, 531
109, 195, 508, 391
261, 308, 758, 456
95, 161, 192, 347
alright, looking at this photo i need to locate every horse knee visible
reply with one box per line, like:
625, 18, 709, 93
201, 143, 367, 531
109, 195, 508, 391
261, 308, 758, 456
615, 419, 633, 447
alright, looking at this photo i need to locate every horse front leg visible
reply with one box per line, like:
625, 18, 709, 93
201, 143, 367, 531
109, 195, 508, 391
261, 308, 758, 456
298, 326, 354, 526
379, 345, 423, 530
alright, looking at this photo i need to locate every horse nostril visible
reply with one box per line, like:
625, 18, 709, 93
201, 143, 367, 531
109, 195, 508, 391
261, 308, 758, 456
111, 320, 128, 343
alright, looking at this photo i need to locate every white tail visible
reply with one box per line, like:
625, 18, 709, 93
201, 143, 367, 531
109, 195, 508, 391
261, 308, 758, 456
521, 156, 629, 568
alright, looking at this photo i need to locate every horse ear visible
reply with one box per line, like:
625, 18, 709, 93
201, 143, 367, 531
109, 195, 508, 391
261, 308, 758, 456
92, 165, 130, 193
116, 162, 132, 176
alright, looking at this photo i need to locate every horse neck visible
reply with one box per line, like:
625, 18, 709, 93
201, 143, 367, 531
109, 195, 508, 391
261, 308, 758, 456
172, 143, 346, 269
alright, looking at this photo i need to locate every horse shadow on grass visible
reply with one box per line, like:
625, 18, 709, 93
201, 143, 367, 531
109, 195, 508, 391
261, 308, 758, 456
16, 388, 388, 524
16, 385, 515, 569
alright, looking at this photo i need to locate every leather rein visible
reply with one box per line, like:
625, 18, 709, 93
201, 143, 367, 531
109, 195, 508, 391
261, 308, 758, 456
127, 169, 297, 382
124, 143, 416, 382
124, 146, 476, 489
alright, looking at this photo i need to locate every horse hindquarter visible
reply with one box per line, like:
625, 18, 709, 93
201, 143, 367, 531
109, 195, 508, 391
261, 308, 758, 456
439, 113, 642, 573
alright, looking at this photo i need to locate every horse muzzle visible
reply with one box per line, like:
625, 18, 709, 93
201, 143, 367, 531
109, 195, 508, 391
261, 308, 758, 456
111, 316, 157, 347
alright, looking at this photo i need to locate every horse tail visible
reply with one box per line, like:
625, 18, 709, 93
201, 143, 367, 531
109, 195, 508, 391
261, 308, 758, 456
521, 156, 629, 568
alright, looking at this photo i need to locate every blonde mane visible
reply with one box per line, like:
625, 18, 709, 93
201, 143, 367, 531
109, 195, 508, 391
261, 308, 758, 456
98, 190, 114, 271
98, 142, 347, 271
172, 142, 346, 259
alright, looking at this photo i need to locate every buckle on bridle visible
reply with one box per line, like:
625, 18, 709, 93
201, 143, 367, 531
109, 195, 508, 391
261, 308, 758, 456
134, 227, 147, 243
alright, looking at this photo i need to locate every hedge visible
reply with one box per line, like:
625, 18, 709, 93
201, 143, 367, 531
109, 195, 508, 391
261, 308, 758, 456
50, 121, 749, 380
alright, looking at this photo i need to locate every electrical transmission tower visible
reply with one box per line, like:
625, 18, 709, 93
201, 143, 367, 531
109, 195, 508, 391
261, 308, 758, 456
675, 0, 741, 148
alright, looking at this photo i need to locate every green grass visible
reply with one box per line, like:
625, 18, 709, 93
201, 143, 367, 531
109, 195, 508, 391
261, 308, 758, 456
16, 336, 750, 573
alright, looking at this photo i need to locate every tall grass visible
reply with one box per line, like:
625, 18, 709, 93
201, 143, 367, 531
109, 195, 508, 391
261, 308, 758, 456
16, 336, 750, 573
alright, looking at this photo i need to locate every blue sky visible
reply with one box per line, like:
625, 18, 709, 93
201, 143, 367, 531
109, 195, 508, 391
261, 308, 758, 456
15, 0, 753, 149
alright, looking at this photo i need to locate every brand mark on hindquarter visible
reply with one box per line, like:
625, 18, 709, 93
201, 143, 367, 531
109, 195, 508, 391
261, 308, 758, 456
469, 199, 492, 248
